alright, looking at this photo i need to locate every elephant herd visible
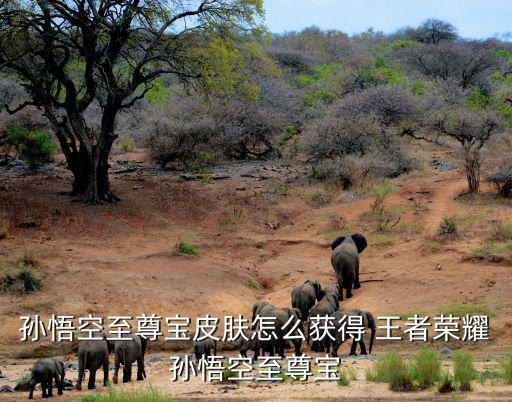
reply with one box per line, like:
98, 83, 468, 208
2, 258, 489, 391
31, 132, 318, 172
198, 233, 376, 360
27, 333, 146, 399
26, 233, 372, 399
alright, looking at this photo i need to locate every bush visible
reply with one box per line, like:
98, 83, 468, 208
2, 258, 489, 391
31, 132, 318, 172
452, 350, 476, 391
412, 347, 441, 389
437, 370, 455, 393
0, 258, 42, 295
175, 239, 199, 256
486, 168, 512, 197
119, 137, 135, 153
337, 368, 350, 386
146, 116, 214, 167
77, 386, 172, 402
366, 350, 414, 391
490, 220, 512, 241
499, 351, 512, 385
6, 127, 57, 168
438, 217, 457, 235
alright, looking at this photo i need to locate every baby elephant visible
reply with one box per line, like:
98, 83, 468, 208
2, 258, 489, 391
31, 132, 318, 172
112, 334, 147, 384
193, 338, 217, 363
239, 330, 261, 362
28, 358, 65, 399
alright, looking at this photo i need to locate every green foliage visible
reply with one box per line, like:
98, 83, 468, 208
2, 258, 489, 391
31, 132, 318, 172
337, 366, 357, 386
119, 137, 135, 153
438, 217, 457, 235
6, 127, 57, 168
500, 351, 512, 384
77, 386, 173, 402
175, 239, 199, 256
452, 350, 477, 391
247, 277, 261, 291
189, 151, 215, 174
490, 220, 512, 241
144, 78, 172, 106
437, 370, 455, 393
411, 81, 426, 95
467, 89, 492, 110
412, 347, 441, 389
1, 257, 42, 295
366, 350, 414, 391
437, 303, 496, 318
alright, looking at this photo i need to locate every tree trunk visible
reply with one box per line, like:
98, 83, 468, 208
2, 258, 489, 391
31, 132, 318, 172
465, 154, 481, 194
83, 142, 117, 204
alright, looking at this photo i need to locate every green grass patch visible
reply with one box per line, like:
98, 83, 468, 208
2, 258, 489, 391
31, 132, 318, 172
119, 137, 135, 153
437, 370, 455, 393
499, 351, 512, 384
453, 350, 477, 391
437, 303, 496, 318
175, 239, 199, 256
412, 347, 441, 389
247, 277, 261, 291
366, 350, 414, 391
77, 386, 173, 402
438, 217, 457, 235
1, 257, 42, 295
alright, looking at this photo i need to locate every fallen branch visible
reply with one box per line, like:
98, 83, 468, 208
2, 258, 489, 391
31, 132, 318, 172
359, 279, 385, 283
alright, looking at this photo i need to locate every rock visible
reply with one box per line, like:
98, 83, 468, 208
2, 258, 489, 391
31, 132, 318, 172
436, 264, 442, 271
440, 347, 453, 356
220, 385, 238, 391
64, 363, 78, 371
147, 357, 162, 363
0, 385, 14, 393
18, 221, 39, 229
63, 379, 74, 390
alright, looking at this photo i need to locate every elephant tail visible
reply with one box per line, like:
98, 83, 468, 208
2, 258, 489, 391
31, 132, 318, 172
366, 312, 376, 354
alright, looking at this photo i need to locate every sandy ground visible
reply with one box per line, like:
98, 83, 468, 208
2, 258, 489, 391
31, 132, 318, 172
1, 150, 512, 400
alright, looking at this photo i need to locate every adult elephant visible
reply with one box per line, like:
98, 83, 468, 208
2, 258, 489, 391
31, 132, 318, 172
76, 337, 112, 390
252, 302, 303, 358
112, 334, 147, 384
291, 280, 324, 320
331, 234, 367, 299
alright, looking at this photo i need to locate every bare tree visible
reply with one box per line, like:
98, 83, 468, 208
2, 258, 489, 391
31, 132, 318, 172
0, 0, 263, 202
407, 42, 499, 89
411, 19, 458, 44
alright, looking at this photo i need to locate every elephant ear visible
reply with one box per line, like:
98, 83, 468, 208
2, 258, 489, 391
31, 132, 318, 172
331, 236, 346, 250
351, 233, 368, 253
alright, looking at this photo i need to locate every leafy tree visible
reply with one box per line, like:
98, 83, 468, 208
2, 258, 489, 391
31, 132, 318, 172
411, 19, 457, 44
0, 0, 264, 202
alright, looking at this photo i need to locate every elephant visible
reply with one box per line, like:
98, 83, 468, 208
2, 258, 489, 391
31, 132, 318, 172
307, 284, 341, 352
331, 233, 368, 299
112, 334, 147, 384
330, 309, 376, 357
251, 301, 275, 329
239, 330, 262, 362
192, 338, 217, 363
76, 337, 112, 391
253, 303, 303, 358
28, 358, 65, 399
291, 280, 324, 319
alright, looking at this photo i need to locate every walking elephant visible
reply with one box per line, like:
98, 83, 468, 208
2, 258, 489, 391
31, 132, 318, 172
331, 234, 367, 299
331, 309, 376, 357
76, 337, 112, 390
112, 334, 147, 384
307, 284, 341, 353
291, 280, 324, 320
193, 338, 217, 363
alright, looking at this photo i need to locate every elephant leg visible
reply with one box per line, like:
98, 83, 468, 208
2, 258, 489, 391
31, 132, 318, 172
123, 363, 132, 383
318, 341, 325, 353
137, 355, 145, 381
323, 339, 331, 355
345, 279, 353, 299
278, 339, 285, 359
103, 360, 109, 386
54, 372, 63, 395
359, 340, 368, 355
28, 378, 36, 399
354, 262, 361, 289
293, 339, 302, 357
331, 339, 342, 358
253, 348, 260, 363
88, 369, 97, 390
41, 381, 48, 398
349, 339, 358, 356
76, 359, 85, 390
112, 354, 120, 384
47, 378, 53, 397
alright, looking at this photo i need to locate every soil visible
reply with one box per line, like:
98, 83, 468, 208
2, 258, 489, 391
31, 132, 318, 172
1, 150, 512, 400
